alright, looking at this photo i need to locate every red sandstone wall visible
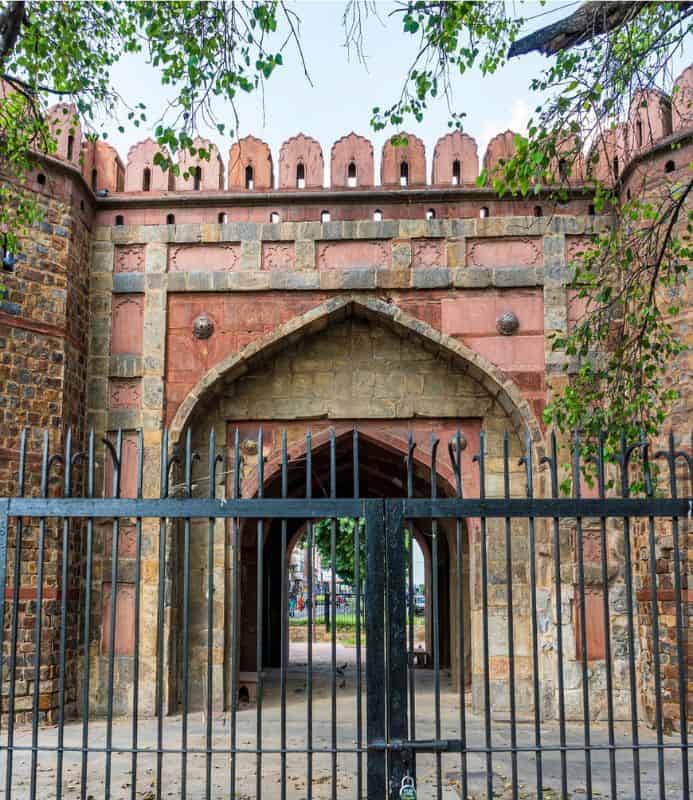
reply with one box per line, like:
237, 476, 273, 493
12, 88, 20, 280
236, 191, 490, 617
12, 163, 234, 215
163, 289, 545, 426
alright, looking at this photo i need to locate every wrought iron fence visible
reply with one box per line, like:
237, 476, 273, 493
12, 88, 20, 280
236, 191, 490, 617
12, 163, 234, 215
0, 425, 690, 800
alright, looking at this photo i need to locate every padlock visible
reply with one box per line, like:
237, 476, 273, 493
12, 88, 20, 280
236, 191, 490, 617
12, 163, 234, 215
400, 774, 417, 799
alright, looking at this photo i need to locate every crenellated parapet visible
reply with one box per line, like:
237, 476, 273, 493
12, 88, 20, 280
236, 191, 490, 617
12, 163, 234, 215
432, 131, 478, 186
11, 63, 691, 198
381, 131, 426, 186
330, 132, 374, 188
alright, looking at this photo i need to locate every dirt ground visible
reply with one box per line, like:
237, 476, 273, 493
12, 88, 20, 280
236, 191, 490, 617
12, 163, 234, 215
1, 642, 688, 799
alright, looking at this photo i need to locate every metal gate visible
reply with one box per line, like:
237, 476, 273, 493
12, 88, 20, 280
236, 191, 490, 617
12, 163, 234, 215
0, 426, 690, 799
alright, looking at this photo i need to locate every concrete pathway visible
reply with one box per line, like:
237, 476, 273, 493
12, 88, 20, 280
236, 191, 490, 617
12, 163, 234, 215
1, 644, 688, 799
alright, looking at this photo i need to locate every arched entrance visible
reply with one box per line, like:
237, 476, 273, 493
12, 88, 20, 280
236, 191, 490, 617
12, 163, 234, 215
167, 297, 545, 717
236, 429, 468, 685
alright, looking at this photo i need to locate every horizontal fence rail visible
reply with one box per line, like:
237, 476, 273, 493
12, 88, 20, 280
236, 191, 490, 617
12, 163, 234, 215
0, 425, 690, 800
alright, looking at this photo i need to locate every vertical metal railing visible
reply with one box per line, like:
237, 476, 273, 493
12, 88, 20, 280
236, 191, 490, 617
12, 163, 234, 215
0, 424, 689, 800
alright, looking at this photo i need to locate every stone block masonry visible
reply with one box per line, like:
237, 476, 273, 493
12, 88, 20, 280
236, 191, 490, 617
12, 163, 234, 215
0, 69, 691, 734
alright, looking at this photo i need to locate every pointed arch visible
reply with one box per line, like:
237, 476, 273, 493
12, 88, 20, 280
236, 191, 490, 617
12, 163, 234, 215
169, 295, 544, 455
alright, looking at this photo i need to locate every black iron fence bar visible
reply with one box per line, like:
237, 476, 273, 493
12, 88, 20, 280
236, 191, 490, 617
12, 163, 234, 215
352, 427, 363, 800
521, 431, 544, 799
56, 428, 73, 800
305, 431, 314, 800
105, 429, 123, 800
280, 431, 289, 800
368, 740, 691, 755
655, 432, 690, 797
205, 428, 221, 800
7, 496, 691, 518
256, 427, 264, 800
502, 433, 519, 800
473, 432, 494, 800
385, 499, 407, 800
405, 432, 417, 787
542, 433, 569, 800
643, 443, 666, 800
430, 434, 443, 800
572, 432, 593, 800
229, 426, 240, 798
29, 431, 50, 800
619, 434, 643, 800
2, 427, 25, 800
329, 429, 338, 800
131, 429, 144, 800
80, 430, 96, 800
449, 430, 469, 800
2, 740, 688, 756
591, 434, 617, 800
365, 498, 386, 800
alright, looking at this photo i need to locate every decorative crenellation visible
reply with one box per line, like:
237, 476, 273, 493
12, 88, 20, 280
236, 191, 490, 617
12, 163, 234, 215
30, 63, 692, 196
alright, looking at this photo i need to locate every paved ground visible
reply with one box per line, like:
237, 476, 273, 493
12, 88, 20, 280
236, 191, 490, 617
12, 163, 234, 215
1, 643, 689, 799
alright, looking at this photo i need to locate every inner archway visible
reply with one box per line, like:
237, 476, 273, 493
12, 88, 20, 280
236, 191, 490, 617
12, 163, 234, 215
235, 429, 466, 683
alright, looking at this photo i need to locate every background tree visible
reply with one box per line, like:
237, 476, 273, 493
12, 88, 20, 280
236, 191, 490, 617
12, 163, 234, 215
360, 1, 692, 473
0, 0, 306, 280
0, 1, 691, 463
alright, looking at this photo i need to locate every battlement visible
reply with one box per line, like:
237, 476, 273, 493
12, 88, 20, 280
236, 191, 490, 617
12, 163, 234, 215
32, 64, 692, 200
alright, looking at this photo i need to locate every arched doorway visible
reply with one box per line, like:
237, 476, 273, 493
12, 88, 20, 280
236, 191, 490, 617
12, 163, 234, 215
168, 297, 545, 718
235, 429, 468, 686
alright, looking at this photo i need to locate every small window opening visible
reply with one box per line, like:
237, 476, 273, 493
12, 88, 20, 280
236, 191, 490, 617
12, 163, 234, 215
193, 166, 202, 191
218, 212, 228, 224
636, 119, 643, 148
452, 159, 461, 185
400, 161, 409, 187
347, 161, 357, 188
67, 134, 74, 161
626, 189, 631, 201
665, 160, 675, 173
142, 167, 151, 192
588, 204, 596, 216
479, 206, 489, 219
321, 210, 331, 223
166, 213, 175, 225
115, 215, 124, 226
373, 209, 383, 222
426, 208, 436, 221
91, 169, 98, 192
80, 200, 84, 211
558, 159, 568, 180
533, 205, 543, 217
270, 211, 280, 224
245, 164, 254, 190
37, 173, 46, 186
296, 162, 305, 189
612, 157, 619, 180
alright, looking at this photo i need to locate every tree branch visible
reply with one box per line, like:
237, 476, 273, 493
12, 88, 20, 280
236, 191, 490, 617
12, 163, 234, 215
508, 1, 689, 58
0, 1, 24, 66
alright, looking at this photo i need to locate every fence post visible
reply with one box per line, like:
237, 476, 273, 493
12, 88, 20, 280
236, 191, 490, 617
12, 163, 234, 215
385, 499, 409, 798
364, 498, 386, 799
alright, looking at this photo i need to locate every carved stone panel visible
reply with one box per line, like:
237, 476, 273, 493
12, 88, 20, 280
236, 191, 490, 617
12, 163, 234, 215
110, 295, 144, 355
168, 243, 241, 272
114, 244, 145, 273
466, 237, 542, 268
108, 378, 142, 410
316, 240, 391, 270
262, 242, 295, 271
411, 238, 445, 269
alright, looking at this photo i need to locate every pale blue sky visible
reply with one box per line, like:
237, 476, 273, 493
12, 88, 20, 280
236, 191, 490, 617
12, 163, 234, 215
98, 2, 691, 182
